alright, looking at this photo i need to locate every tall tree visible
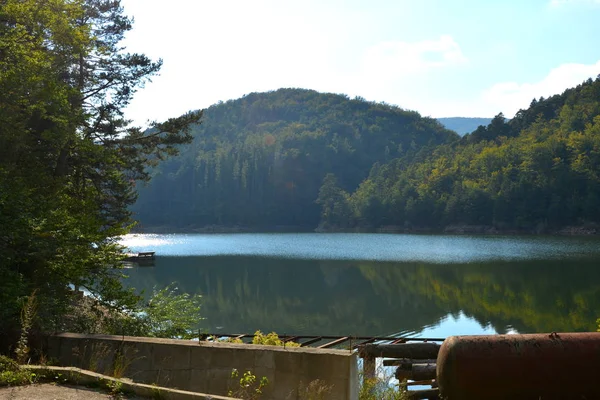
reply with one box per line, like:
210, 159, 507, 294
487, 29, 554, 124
0, 0, 201, 339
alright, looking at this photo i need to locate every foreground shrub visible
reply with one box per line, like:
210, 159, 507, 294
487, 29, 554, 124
0, 355, 35, 387
252, 331, 300, 347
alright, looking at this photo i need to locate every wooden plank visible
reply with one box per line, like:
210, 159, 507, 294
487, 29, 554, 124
318, 336, 350, 349
355, 337, 377, 347
360, 343, 440, 359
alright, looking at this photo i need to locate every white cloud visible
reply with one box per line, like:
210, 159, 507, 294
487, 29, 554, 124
482, 61, 600, 117
120, 0, 377, 126
362, 35, 467, 76
346, 35, 470, 115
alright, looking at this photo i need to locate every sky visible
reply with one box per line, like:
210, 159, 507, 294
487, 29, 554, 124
120, 0, 600, 127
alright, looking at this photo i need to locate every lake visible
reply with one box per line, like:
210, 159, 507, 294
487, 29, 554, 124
120, 233, 600, 338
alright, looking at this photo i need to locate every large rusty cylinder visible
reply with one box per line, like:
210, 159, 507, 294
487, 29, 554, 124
437, 332, 600, 400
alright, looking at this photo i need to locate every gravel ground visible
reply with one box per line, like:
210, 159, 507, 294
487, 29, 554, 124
0, 384, 146, 400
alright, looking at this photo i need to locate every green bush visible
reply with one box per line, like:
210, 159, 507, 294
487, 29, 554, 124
228, 369, 269, 400
0, 356, 19, 373
251, 331, 300, 347
359, 377, 408, 400
0, 355, 35, 387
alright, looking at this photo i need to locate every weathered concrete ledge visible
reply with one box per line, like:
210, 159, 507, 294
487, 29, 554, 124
23, 365, 236, 400
47, 333, 358, 400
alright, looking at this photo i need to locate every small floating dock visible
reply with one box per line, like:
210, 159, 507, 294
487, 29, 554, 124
124, 251, 155, 263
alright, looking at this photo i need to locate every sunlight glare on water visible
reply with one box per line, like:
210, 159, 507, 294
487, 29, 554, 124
119, 233, 178, 249
118, 233, 600, 263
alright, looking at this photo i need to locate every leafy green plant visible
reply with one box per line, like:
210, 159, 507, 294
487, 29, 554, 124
141, 284, 204, 339
251, 331, 300, 347
358, 366, 408, 400
359, 377, 408, 400
0, 369, 35, 387
0, 355, 36, 387
85, 343, 111, 374
150, 383, 164, 400
0, 356, 19, 373
112, 344, 138, 379
107, 379, 124, 399
292, 379, 334, 400
228, 368, 269, 400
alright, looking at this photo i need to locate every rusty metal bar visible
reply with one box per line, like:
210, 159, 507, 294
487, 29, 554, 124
360, 343, 441, 359
396, 363, 437, 381
299, 336, 323, 347
317, 336, 350, 349
383, 358, 437, 367
354, 337, 377, 348
204, 333, 444, 343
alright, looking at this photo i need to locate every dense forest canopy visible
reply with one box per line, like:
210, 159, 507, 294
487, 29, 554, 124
132, 89, 458, 228
135, 78, 600, 233
344, 77, 600, 232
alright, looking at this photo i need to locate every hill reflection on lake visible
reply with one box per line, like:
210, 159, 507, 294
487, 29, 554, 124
121, 233, 600, 337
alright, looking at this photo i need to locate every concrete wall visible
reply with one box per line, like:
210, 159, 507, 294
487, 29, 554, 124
47, 333, 358, 400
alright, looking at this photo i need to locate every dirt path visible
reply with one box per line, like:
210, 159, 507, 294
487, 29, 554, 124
0, 384, 146, 400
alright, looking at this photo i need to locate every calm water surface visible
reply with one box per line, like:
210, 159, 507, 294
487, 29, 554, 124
120, 233, 600, 337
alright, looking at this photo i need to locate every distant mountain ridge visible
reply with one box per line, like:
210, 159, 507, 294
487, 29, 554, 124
133, 88, 458, 228
437, 117, 492, 135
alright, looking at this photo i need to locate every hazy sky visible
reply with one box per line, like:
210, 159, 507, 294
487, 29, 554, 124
120, 0, 600, 126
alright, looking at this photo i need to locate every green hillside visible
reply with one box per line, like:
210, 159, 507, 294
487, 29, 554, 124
132, 89, 457, 229
340, 77, 600, 232
134, 78, 600, 233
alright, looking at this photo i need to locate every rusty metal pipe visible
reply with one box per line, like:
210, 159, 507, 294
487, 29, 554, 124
437, 332, 600, 400
360, 343, 440, 359
395, 363, 437, 381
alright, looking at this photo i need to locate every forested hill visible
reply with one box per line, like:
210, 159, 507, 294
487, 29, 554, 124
333, 77, 600, 232
437, 117, 492, 135
132, 89, 458, 229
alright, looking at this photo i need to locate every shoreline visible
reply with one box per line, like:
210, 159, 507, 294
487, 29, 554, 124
130, 224, 598, 236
